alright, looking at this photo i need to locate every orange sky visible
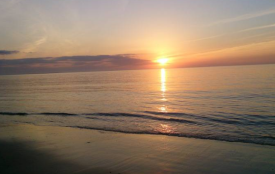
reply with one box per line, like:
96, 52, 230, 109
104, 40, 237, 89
0, 0, 275, 74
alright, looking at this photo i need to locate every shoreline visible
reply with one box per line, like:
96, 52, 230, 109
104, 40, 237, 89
1, 124, 275, 174
67, 125, 275, 147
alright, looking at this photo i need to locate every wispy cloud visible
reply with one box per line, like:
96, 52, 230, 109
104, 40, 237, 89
189, 34, 224, 42
23, 36, 48, 53
237, 23, 275, 33
0, 50, 19, 55
189, 23, 275, 43
208, 8, 275, 26
170, 38, 275, 61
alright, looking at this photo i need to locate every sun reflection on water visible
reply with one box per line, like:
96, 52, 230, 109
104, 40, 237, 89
161, 68, 166, 92
159, 105, 167, 112
159, 68, 168, 112
159, 124, 174, 134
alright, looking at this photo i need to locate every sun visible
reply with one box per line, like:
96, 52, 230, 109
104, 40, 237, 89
157, 58, 169, 65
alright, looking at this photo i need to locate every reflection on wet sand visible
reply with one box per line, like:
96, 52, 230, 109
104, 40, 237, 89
159, 123, 174, 134
1, 124, 275, 174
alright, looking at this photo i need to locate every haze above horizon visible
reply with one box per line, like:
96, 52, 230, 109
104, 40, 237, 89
0, 0, 275, 75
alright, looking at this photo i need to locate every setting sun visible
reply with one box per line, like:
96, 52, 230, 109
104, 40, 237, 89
157, 58, 169, 65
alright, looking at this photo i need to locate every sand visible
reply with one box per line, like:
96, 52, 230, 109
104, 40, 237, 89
0, 124, 274, 174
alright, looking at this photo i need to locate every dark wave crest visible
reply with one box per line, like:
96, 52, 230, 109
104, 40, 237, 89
87, 112, 197, 124
1, 111, 274, 146
0, 112, 29, 116
144, 111, 275, 126
67, 126, 275, 146
0, 112, 77, 117
1, 111, 274, 126
40, 113, 78, 116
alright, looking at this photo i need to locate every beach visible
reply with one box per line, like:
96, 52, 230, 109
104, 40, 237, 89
1, 124, 274, 174
0, 65, 274, 174
1, 1, 275, 173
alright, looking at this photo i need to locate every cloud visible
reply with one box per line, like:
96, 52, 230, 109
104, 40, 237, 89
0, 54, 154, 75
189, 23, 275, 43
179, 54, 275, 68
23, 36, 48, 53
172, 39, 275, 60
236, 23, 275, 33
0, 50, 19, 55
208, 8, 275, 26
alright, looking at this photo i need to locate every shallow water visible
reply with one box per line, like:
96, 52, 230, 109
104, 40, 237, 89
0, 65, 274, 145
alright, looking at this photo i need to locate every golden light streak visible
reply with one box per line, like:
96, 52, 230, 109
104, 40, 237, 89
159, 68, 167, 112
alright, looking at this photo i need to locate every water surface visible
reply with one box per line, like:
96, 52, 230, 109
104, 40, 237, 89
0, 65, 274, 145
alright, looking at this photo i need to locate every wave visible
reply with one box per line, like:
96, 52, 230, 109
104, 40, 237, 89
40, 112, 78, 116
0, 112, 28, 116
0, 112, 77, 117
1, 111, 274, 126
144, 111, 275, 126
86, 113, 198, 124
67, 126, 275, 146
1, 111, 274, 146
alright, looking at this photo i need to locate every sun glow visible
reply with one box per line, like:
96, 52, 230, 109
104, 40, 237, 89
157, 58, 169, 65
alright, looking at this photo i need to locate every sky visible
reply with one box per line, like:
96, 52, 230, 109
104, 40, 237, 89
0, 0, 275, 74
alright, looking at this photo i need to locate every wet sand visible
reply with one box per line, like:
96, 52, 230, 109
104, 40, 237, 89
0, 124, 274, 174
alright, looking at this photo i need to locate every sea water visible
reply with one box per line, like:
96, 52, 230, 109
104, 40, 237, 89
0, 65, 274, 145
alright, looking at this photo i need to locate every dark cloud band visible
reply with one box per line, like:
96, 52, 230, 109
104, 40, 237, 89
0, 55, 154, 75
0, 50, 19, 55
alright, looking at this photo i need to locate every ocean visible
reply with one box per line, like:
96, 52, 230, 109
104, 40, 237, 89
0, 65, 274, 146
